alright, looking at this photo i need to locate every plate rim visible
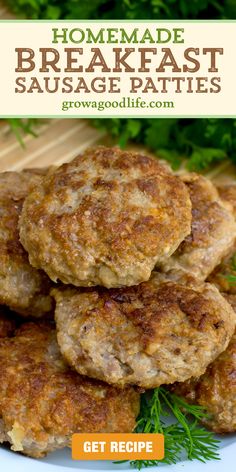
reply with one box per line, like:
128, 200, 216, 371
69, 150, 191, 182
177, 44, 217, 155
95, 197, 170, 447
1, 437, 236, 472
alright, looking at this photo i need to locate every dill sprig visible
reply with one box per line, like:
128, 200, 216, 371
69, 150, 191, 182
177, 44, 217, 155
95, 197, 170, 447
116, 387, 220, 470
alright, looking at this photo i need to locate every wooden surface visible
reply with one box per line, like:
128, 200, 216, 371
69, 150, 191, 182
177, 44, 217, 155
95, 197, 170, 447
0, 120, 104, 172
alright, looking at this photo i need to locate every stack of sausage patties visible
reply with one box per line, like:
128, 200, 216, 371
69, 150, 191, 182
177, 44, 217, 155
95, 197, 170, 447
0, 146, 235, 458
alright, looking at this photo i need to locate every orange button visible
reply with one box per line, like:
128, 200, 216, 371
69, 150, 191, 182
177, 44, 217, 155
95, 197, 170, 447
72, 433, 164, 461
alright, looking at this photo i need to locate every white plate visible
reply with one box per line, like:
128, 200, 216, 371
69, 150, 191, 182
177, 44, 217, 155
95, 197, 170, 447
1, 435, 235, 472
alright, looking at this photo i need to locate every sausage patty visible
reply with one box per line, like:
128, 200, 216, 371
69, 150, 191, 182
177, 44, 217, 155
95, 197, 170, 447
161, 173, 236, 282
0, 323, 139, 458
53, 274, 236, 388
19, 147, 192, 288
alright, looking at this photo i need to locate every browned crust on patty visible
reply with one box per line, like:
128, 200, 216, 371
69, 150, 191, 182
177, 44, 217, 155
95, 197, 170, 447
19, 147, 192, 288
0, 169, 49, 199
161, 173, 236, 282
217, 183, 236, 218
0, 169, 53, 317
0, 323, 139, 458
53, 274, 236, 388
170, 330, 236, 433
207, 181, 236, 295
207, 243, 236, 295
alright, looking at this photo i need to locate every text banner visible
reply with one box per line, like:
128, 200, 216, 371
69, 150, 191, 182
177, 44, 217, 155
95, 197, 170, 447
0, 21, 235, 116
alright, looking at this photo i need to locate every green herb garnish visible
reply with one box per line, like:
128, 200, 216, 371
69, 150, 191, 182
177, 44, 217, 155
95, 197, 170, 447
7, 118, 236, 172
6, 118, 37, 146
5, 0, 236, 20
116, 387, 220, 470
92, 118, 236, 172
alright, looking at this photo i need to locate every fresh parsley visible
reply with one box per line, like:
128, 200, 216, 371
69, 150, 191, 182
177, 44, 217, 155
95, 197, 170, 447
116, 387, 220, 470
5, 0, 236, 20
6, 118, 236, 172
92, 118, 236, 172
